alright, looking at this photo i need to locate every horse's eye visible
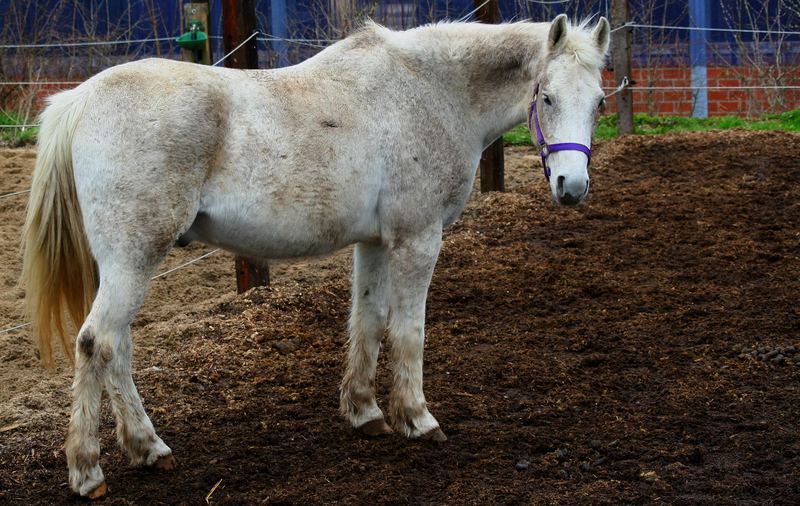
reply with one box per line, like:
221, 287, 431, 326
543, 94, 552, 106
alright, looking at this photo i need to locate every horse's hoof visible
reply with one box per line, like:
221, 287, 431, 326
420, 427, 447, 442
357, 418, 393, 437
152, 454, 177, 471
87, 482, 107, 500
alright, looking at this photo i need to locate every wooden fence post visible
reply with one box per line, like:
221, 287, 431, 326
221, 0, 269, 293
235, 256, 270, 293
473, 0, 505, 192
221, 0, 259, 69
611, 0, 634, 135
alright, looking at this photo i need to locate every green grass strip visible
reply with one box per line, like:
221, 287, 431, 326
503, 109, 800, 146
0, 110, 37, 145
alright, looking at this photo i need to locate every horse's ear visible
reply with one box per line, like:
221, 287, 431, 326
548, 14, 569, 53
593, 17, 611, 55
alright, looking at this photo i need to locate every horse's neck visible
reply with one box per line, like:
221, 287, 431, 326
401, 23, 549, 146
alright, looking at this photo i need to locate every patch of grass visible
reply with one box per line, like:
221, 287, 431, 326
502, 124, 532, 145
0, 110, 37, 146
502, 108, 800, 145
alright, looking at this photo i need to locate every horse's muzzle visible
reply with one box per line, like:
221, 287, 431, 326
556, 175, 589, 206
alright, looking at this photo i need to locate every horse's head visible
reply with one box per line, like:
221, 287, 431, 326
529, 15, 610, 206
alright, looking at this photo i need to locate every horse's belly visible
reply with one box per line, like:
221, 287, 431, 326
187, 188, 380, 259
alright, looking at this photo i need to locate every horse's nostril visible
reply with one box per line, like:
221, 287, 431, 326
557, 175, 565, 195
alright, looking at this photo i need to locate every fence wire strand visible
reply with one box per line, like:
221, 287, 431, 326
625, 23, 800, 37
0, 322, 32, 334
0, 36, 178, 49
0, 81, 83, 86
0, 248, 223, 335
150, 248, 221, 279
457, 0, 493, 22
0, 189, 32, 199
212, 31, 260, 66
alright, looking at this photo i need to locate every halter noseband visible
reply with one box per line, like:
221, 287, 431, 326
527, 83, 593, 181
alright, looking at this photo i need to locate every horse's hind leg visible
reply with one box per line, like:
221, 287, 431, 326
67, 244, 181, 497
385, 227, 446, 441
103, 273, 174, 470
67, 266, 167, 496
340, 243, 392, 436
66, 321, 108, 497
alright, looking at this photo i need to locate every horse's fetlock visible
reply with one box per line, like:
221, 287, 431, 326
66, 437, 100, 473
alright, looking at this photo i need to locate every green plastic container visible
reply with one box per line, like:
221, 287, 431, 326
177, 23, 207, 52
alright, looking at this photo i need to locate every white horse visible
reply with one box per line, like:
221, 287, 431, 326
21, 15, 609, 498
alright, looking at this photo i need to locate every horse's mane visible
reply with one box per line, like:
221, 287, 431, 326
344, 18, 607, 72
554, 18, 607, 71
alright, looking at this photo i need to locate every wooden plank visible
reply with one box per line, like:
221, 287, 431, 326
473, 0, 505, 192
611, 0, 634, 135
181, 3, 212, 65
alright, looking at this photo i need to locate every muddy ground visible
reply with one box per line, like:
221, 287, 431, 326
0, 131, 799, 505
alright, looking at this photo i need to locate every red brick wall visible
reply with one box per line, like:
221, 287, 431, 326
602, 67, 800, 117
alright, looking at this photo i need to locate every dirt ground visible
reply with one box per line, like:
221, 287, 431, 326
0, 131, 798, 505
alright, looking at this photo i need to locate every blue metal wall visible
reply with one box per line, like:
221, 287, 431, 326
1, 0, 797, 65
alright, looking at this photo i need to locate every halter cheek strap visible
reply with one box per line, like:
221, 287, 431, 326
527, 83, 593, 181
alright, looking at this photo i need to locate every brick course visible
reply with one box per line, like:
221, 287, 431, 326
603, 66, 800, 117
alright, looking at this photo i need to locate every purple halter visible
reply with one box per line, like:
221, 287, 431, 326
527, 83, 593, 181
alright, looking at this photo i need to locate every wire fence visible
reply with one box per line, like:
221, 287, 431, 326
0, 19, 797, 135
1, 21, 796, 50
0, 248, 223, 335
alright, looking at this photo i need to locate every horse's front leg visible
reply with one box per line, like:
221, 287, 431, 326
386, 227, 447, 441
340, 242, 393, 436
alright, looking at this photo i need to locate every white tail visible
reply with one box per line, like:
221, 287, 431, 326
20, 84, 96, 369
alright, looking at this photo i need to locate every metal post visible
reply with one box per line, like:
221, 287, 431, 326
611, 0, 633, 134
690, 0, 710, 118
222, 0, 269, 292
473, 0, 505, 193
270, 0, 289, 67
